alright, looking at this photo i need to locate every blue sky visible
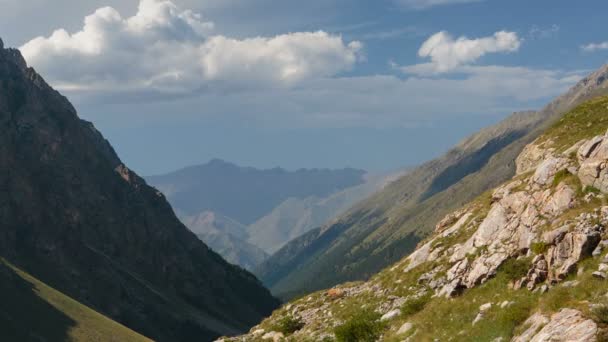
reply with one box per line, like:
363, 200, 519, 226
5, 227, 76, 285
2, 0, 608, 174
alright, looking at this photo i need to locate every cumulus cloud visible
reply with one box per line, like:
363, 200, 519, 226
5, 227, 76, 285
20, 0, 362, 92
402, 31, 521, 74
581, 41, 608, 52
395, 0, 483, 10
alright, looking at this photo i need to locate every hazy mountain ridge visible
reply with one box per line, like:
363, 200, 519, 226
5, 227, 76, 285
0, 39, 279, 341
248, 171, 401, 254
146, 159, 367, 224
180, 211, 269, 270
257, 64, 608, 299
227, 78, 608, 342
147, 160, 392, 268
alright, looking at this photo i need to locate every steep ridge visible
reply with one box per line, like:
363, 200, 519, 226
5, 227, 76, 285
228, 92, 608, 342
0, 259, 151, 342
256, 64, 608, 300
0, 39, 279, 341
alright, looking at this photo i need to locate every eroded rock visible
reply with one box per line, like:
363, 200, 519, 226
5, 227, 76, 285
513, 309, 597, 342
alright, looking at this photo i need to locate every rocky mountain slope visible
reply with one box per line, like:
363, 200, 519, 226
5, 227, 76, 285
225, 93, 608, 342
0, 38, 279, 341
256, 64, 608, 300
147, 160, 390, 268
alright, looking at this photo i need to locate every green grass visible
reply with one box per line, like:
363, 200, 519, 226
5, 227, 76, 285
271, 315, 305, 335
530, 242, 550, 255
0, 259, 151, 342
382, 264, 539, 342
334, 310, 386, 342
499, 258, 532, 281
538, 257, 606, 314
541, 95, 608, 152
400, 294, 431, 317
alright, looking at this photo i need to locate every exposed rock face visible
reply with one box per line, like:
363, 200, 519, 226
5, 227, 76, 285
0, 42, 279, 340
513, 309, 597, 342
428, 138, 604, 297
546, 223, 601, 282
577, 132, 608, 192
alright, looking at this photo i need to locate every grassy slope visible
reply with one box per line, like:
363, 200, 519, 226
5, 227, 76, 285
258, 66, 608, 300
259, 112, 543, 299
0, 259, 151, 342
244, 95, 608, 342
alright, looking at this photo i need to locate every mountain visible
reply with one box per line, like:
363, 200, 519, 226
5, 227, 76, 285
146, 159, 366, 225
257, 64, 608, 300
247, 172, 400, 254
181, 211, 269, 271
227, 87, 608, 342
0, 259, 150, 342
0, 38, 279, 341
147, 160, 387, 268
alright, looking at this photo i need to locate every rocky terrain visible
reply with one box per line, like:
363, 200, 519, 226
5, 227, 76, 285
223, 95, 608, 341
0, 38, 279, 341
256, 64, 608, 300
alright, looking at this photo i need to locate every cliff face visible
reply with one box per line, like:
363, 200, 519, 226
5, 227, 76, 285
226, 96, 608, 341
0, 39, 279, 341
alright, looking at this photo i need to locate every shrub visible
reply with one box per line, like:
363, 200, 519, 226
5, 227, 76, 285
334, 310, 385, 342
273, 315, 305, 335
552, 169, 571, 187
592, 304, 608, 324
498, 258, 531, 281
585, 186, 602, 195
530, 242, 549, 255
401, 294, 431, 317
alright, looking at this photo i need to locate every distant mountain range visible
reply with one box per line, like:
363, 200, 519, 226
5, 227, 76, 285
0, 38, 279, 341
256, 63, 608, 300
147, 160, 400, 269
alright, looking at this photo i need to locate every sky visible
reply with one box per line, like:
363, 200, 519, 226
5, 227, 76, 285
2, 0, 608, 175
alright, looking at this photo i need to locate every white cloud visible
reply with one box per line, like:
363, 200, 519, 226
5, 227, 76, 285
20, 0, 362, 92
75, 65, 582, 129
581, 41, 608, 52
402, 31, 521, 74
395, 0, 483, 10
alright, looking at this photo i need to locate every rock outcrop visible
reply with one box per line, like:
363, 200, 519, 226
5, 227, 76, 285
513, 309, 598, 342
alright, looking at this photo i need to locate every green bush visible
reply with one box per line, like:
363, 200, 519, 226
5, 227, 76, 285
584, 185, 602, 195
592, 304, 608, 324
498, 258, 531, 281
401, 294, 431, 317
552, 169, 571, 187
530, 242, 549, 255
334, 310, 385, 342
273, 315, 304, 335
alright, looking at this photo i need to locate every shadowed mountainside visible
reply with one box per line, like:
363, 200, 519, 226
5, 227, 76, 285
0, 38, 279, 341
